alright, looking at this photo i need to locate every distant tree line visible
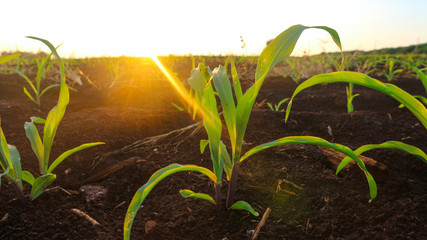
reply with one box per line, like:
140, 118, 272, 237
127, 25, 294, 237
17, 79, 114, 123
265, 40, 427, 55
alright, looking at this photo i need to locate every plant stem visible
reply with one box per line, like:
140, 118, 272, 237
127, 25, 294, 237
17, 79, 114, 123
225, 162, 240, 208
12, 181, 28, 205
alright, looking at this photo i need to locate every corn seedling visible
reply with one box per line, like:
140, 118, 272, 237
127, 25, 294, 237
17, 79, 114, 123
411, 66, 427, 105
398, 66, 427, 107
286, 71, 427, 129
4, 47, 60, 106
353, 54, 376, 75
284, 71, 427, 173
0, 53, 27, 203
21, 37, 104, 200
124, 25, 379, 240
267, 98, 290, 112
380, 58, 404, 81
284, 58, 307, 83
0, 118, 27, 204
346, 83, 359, 113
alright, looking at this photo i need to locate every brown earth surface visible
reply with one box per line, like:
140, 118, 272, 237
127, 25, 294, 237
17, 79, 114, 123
0, 60, 426, 239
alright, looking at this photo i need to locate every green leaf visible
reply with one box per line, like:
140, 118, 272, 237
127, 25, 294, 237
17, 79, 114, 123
285, 71, 427, 130
47, 142, 105, 173
188, 67, 208, 94
337, 141, 427, 174
276, 98, 290, 111
412, 67, 427, 95
230, 58, 243, 102
212, 66, 237, 156
202, 77, 223, 183
10, 69, 37, 95
22, 170, 35, 185
39, 84, 60, 98
23, 87, 37, 105
393, 69, 403, 74
240, 136, 377, 201
200, 140, 209, 154
30, 173, 56, 200
235, 25, 343, 164
24, 121, 44, 173
220, 141, 232, 180
8, 145, 23, 188
36, 52, 54, 90
230, 200, 259, 216
179, 189, 216, 204
187, 64, 210, 119
267, 103, 274, 111
124, 164, 216, 240
414, 96, 427, 105
256, 25, 341, 83
171, 103, 185, 112
27, 37, 70, 174
0, 52, 23, 65
30, 117, 46, 124
0, 120, 12, 170
26, 37, 66, 86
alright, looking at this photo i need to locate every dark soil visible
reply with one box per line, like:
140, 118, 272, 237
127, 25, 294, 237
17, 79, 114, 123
0, 60, 426, 240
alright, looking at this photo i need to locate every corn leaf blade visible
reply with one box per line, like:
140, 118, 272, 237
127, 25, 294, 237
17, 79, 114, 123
30, 173, 56, 200
23, 87, 37, 104
30, 117, 46, 124
179, 189, 216, 204
200, 140, 209, 154
256, 25, 341, 82
124, 164, 216, 240
240, 136, 377, 201
22, 170, 35, 185
337, 141, 427, 174
0, 52, 23, 65
235, 25, 343, 162
8, 145, 23, 188
0, 121, 12, 170
212, 66, 237, 155
27, 37, 70, 174
285, 71, 427, 129
24, 121, 44, 173
39, 84, 60, 98
230, 58, 243, 101
47, 142, 105, 173
230, 200, 259, 216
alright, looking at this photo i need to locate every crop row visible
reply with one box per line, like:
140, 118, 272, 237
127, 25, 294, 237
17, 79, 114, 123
0, 25, 426, 239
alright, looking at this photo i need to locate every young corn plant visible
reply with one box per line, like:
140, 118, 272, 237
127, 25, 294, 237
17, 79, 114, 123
5, 49, 60, 106
0, 37, 104, 202
124, 25, 381, 239
285, 72, 427, 129
380, 58, 404, 81
284, 70, 427, 172
284, 58, 307, 83
20, 37, 105, 200
346, 83, 359, 113
0, 53, 27, 203
267, 98, 290, 112
0, 118, 28, 204
409, 66, 427, 105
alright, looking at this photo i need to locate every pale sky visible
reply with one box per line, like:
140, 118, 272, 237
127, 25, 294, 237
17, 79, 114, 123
1, 0, 426, 58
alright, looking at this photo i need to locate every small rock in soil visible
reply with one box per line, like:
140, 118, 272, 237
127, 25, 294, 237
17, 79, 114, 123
79, 185, 107, 204
145, 220, 157, 234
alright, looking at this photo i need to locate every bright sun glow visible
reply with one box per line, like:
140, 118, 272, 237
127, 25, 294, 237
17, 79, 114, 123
0, 0, 426, 57
151, 56, 197, 112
